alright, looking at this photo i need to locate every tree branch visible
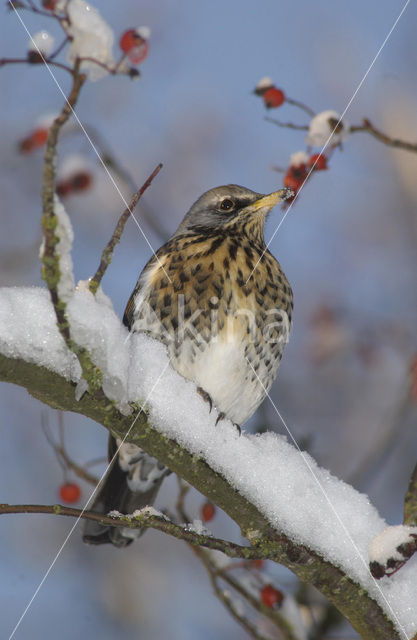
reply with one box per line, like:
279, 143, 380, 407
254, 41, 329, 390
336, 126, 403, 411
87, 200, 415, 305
89, 163, 163, 295
0, 351, 399, 640
350, 119, 417, 154
404, 463, 417, 526
0, 502, 271, 559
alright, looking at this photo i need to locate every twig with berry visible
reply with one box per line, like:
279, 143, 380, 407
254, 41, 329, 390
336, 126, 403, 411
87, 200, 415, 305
254, 76, 417, 206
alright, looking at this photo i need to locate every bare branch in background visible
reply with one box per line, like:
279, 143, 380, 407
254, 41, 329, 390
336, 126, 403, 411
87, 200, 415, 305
89, 163, 163, 295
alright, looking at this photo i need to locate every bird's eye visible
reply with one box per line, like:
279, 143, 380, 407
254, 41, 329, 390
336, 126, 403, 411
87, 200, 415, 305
220, 198, 235, 211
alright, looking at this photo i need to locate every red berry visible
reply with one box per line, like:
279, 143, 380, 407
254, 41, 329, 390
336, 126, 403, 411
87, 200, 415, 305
70, 171, 93, 192
42, 0, 57, 8
59, 483, 81, 504
260, 584, 284, 608
201, 501, 216, 522
120, 29, 138, 53
309, 153, 328, 171
56, 180, 72, 197
283, 164, 307, 192
250, 559, 264, 569
119, 30, 149, 64
19, 137, 36, 154
263, 87, 285, 109
128, 40, 149, 65
32, 128, 48, 147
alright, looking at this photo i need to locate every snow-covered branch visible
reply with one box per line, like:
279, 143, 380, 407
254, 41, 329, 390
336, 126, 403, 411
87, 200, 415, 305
0, 503, 265, 559
0, 288, 409, 640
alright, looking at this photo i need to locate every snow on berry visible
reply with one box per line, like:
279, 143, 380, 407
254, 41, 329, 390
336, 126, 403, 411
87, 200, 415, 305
201, 501, 216, 522
28, 30, 55, 57
119, 27, 150, 64
66, 0, 115, 81
263, 87, 285, 109
290, 151, 309, 168
309, 153, 328, 170
59, 482, 81, 504
254, 76, 274, 95
369, 525, 417, 579
306, 110, 349, 147
260, 584, 284, 608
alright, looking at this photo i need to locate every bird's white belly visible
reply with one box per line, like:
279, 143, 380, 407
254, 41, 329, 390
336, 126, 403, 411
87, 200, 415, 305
171, 337, 264, 425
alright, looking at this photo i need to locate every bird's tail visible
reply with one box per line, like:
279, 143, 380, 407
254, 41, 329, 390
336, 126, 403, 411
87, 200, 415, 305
83, 436, 170, 548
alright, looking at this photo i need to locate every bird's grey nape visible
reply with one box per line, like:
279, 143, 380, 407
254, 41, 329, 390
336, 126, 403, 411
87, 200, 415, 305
174, 184, 263, 235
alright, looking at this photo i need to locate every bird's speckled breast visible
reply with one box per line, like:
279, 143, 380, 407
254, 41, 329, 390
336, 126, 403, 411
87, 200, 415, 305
125, 232, 293, 424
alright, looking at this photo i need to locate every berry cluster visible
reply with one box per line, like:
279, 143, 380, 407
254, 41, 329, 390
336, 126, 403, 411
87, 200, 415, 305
283, 150, 328, 202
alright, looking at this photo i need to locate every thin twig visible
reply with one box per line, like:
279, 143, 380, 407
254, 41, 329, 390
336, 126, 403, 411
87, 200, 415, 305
41, 61, 108, 395
404, 463, 417, 525
49, 36, 70, 61
174, 482, 302, 640
0, 503, 270, 559
194, 546, 271, 640
41, 60, 85, 344
89, 163, 163, 294
350, 118, 417, 154
265, 116, 309, 131
78, 56, 137, 77
41, 411, 99, 485
0, 57, 73, 74
286, 97, 315, 117
348, 374, 412, 486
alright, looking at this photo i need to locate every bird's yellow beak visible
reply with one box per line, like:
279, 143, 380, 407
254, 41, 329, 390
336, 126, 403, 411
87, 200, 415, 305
252, 187, 294, 211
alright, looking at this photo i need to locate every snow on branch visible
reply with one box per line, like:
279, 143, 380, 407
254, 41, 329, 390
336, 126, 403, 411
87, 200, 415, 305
0, 287, 413, 640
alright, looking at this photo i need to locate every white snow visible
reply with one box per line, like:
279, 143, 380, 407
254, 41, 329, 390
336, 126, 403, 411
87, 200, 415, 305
184, 519, 212, 536
256, 76, 273, 91
280, 595, 308, 640
289, 151, 309, 167
0, 286, 416, 637
35, 112, 57, 130
370, 525, 417, 565
136, 26, 151, 40
131, 506, 167, 519
29, 31, 55, 56
65, 0, 115, 80
306, 110, 350, 147
50, 195, 75, 303
57, 153, 93, 180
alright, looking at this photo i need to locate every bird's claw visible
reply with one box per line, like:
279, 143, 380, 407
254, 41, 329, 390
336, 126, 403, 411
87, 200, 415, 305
215, 412, 226, 426
197, 386, 213, 413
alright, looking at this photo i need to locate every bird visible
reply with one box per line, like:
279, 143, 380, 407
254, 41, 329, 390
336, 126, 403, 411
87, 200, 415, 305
83, 184, 293, 546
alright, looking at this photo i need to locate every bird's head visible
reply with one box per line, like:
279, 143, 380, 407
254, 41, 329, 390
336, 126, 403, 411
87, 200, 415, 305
174, 184, 293, 242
